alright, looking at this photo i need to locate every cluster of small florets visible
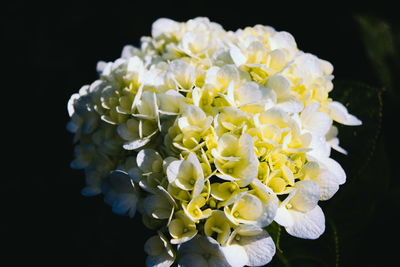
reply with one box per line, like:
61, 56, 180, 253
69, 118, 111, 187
67, 17, 361, 267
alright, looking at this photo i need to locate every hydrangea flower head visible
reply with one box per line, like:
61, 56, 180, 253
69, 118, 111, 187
68, 17, 361, 266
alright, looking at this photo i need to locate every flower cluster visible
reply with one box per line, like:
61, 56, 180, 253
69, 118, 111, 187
67, 17, 361, 266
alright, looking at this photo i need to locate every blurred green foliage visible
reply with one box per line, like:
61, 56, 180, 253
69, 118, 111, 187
355, 14, 400, 97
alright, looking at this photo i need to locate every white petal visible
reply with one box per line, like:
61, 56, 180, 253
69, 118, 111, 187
137, 149, 163, 172
251, 179, 279, 227
221, 245, 248, 267
168, 60, 195, 90
302, 108, 332, 136
285, 205, 325, 239
67, 93, 79, 117
112, 193, 138, 216
259, 107, 289, 127
290, 180, 321, 212
108, 170, 135, 193
320, 59, 334, 75
127, 56, 144, 73
259, 85, 277, 103
258, 196, 279, 228
295, 53, 323, 79
240, 230, 276, 266
178, 236, 230, 267
192, 87, 201, 107
144, 235, 164, 256
236, 134, 259, 187
205, 66, 220, 86
131, 83, 144, 112
312, 170, 340, 200
312, 156, 346, 185
143, 195, 171, 219
166, 160, 182, 184
265, 74, 291, 98
186, 152, 204, 177
96, 61, 108, 74
308, 133, 330, 158
328, 137, 348, 155
152, 18, 179, 38
301, 102, 320, 120
269, 31, 297, 59
274, 206, 294, 227
229, 43, 247, 67
236, 82, 262, 105
276, 95, 304, 114
328, 101, 362, 126
121, 45, 135, 59
122, 138, 151, 150
117, 122, 137, 141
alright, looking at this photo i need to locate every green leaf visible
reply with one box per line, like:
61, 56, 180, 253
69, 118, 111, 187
355, 14, 400, 97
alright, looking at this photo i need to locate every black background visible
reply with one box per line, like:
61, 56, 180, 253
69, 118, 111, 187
3, 1, 400, 266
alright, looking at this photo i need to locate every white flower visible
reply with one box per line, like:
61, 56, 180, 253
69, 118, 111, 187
222, 224, 276, 267
166, 152, 205, 197
204, 64, 242, 92
134, 90, 160, 122
204, 210, 231, 245
168, 211, 198, 244
265, 74, 304, 114
130, 148, 165, 193
157, 90, 187, 115
125, 56, 145, 88
178, 236, 231, 267
214, 107, 253, 137
164, 60, 196, 91
274, 180, 325, 239
117, 118, 158, 150
300, 161, 340, 200
101, 170, 139, 218
210, 181, 244, 207
144, 232, 175, 267
173, 105, 213, 150
212, 133, 259, 187
307, 154, 347, 186
143, 190, 175, 221
292, 53, 325, 88
224, 180, 278, 228
178, 105, 213, 135
233, 81, 277, 113
182, 195, 212, 223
